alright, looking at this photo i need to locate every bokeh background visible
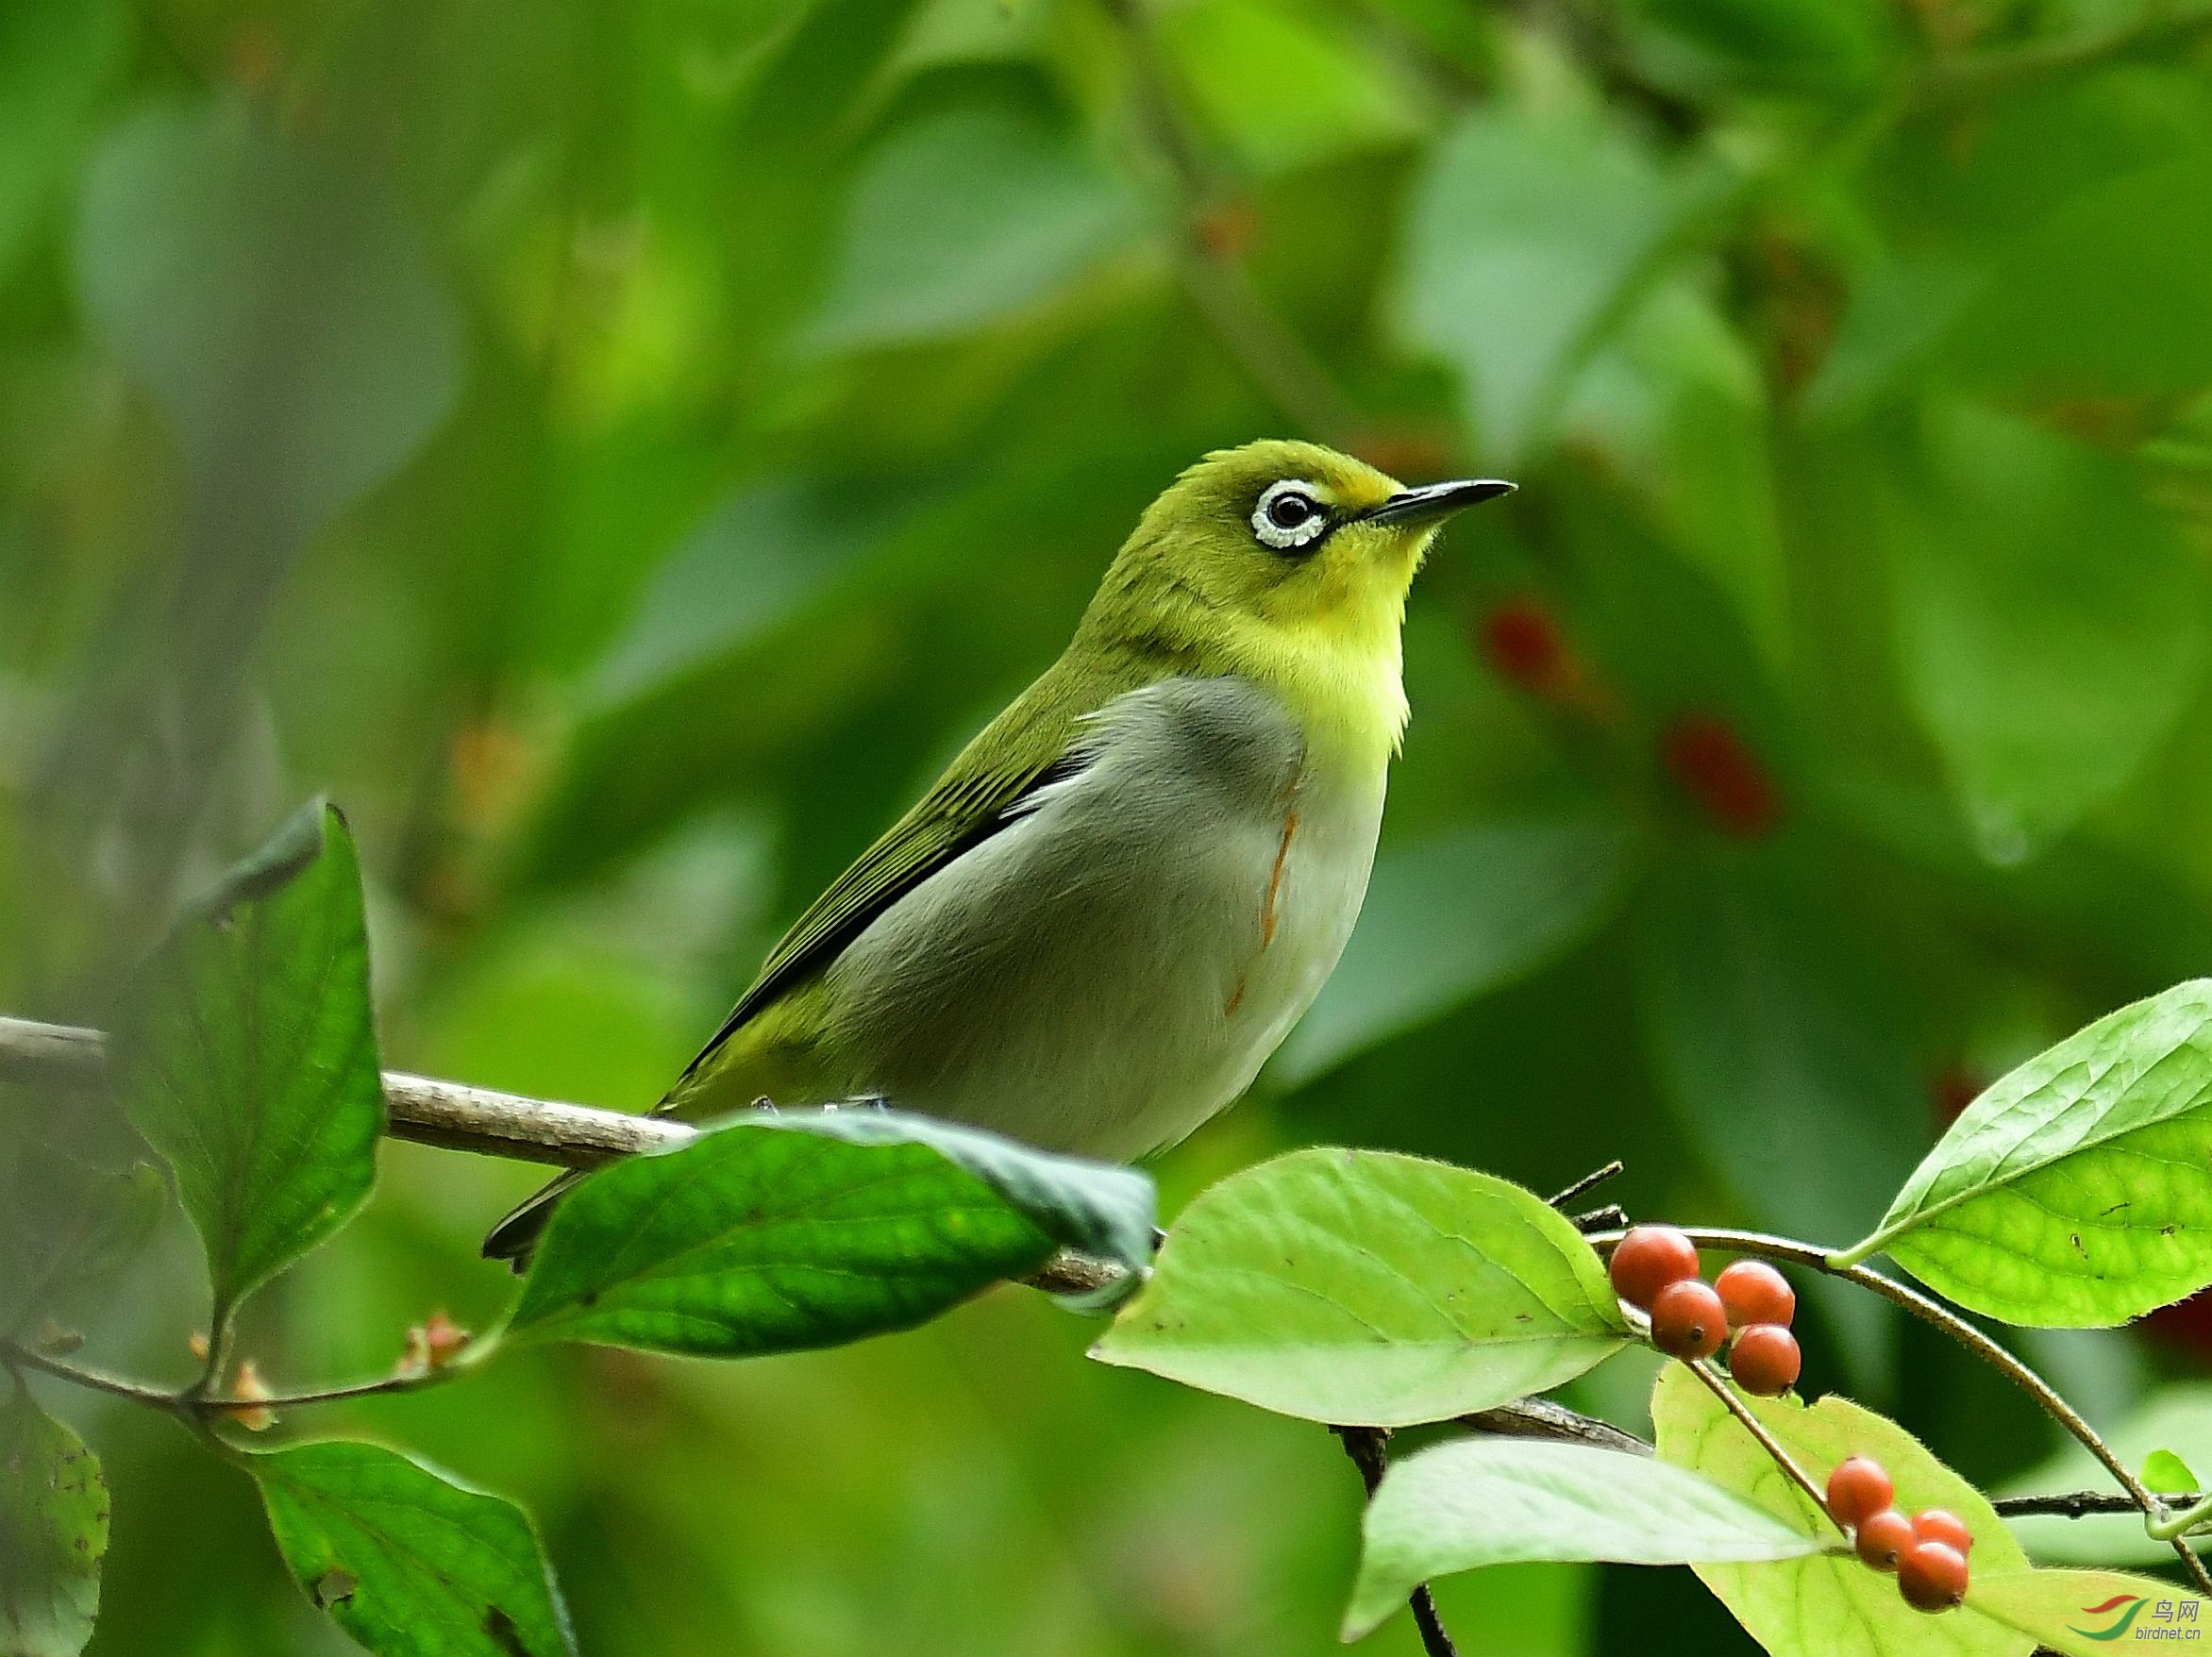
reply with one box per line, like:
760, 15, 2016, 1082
8, 0, 2212, 1650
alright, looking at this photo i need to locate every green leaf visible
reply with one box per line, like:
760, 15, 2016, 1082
2003, 1385, 2212, 1565
75, 96, 463, 549
806, 100, 1140, 349
0, 1148, 164, 1336
1562, 281, 1788, 669
1967, 1569, 2210, 1657
588, 476, 924, 709
1154, 0, 1428, 175
511, 1109, 1153, 1353
583, 476, 929, 711
1343, 1437, 1825, 1640
1835, 979, 2212, 1327
0, 0, 124, 282
1651, 1364, 2035, 1657
1945, 154, 2212, 402
1883, 403, 2204, 865
111, 799, 384, 1316
1397, 108, 1698, 464
2145, 1449, 2200, 1497
1090, 1149, 1630, 1427
254, 1441, 575, 1657
1274, 815, 1638, 1085
1626, 0, 1892, 94
0, 1382, 107, 1657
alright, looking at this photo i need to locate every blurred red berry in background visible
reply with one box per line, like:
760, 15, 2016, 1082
1479, 599, 1565, 692
1661, 714, 1780, 837
1194, 199, 1258, 261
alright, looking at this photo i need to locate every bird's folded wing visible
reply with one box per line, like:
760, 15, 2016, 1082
667, 648, 1155, 1096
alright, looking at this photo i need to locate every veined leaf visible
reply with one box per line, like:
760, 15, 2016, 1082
0, 1383, 107, 1657
110, 799, 384, 1316
1090, 1149, 1631, 1427
1343, 1436, 1825, 1639
1834, 979, 2212, 1327
511, 1109, 1152, 1354
255, 1441, 575, 1657
1652, 1364, 2033, 1657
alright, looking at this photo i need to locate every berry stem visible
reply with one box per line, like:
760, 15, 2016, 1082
1681, 1357, 1844, 1535
2148, 1493, 2212, 1543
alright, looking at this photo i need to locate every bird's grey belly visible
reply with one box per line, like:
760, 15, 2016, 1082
818, 676, 1382, 1160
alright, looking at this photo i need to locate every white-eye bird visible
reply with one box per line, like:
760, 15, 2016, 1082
486, 440, 1510, 1261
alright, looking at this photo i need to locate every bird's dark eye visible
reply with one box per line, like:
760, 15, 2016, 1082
1251, 480, 1329, 552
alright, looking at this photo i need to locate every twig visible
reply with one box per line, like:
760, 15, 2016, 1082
1334, 1427, 1460, 1657
1995, 1490, 2207, 1521
0, 1014, 1124, 1299
1546, 1161, 1624, 1211
1589, 1224, 2212, 1598
5, 1341, 191, 1412
1460, 1396, 1650, 1456
1, 1015, 693, 1165
1683, 1358, 1843, 1534
4, 1336, 487, 1416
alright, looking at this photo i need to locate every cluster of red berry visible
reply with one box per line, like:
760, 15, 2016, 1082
1605, 1229, 1970, 1614
1826, 1456, 1972, 1613
1606, 1226, 1801, 1395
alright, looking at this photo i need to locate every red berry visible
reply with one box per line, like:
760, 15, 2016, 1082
1650, 1278, 1728, 1360
1716, 1260, 1795, 1330
1855, 1509, 1915, 1571
1609, 1226, 1701, 1312
1827, 1458, 1895, 1529
1912, 1509, 1972, 1555
1729, 1325, 1801, 1397
1899, 1541, 1969, 1612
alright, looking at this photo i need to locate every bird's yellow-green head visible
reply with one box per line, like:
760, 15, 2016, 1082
1081, 438, 1513, 756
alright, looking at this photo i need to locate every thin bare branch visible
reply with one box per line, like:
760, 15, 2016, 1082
1546, 1161, 1625, 1212
1335, 1427, 1460, 1657
0, 1013, 1122, 1300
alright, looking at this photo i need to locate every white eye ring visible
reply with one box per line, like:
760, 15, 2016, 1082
1251, 480, 1329, 552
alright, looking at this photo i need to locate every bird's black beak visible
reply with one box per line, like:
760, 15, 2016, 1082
1361, 477, 1517, 527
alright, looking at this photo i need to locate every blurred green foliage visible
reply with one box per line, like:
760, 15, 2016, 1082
8, 0, 2212, 1649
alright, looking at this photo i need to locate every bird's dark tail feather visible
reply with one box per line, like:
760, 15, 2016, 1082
482, 1169, 586, 1270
